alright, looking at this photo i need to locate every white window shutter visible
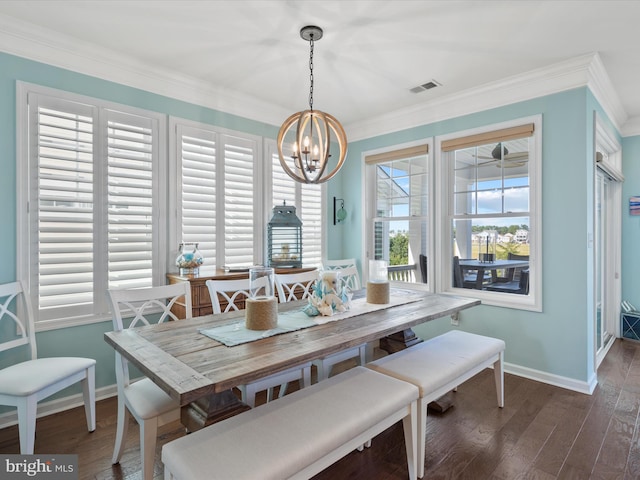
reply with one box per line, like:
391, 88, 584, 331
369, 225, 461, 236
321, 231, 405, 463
106, 110, 155, 290
34, 98, 96, 317
178, 126, 217, 266
223, 134, 256, 267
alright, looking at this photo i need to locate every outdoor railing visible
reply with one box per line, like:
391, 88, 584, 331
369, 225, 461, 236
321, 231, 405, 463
387, 264, 417, 282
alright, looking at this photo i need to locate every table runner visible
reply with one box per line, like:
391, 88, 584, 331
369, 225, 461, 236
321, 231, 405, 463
199, 289, 423, 347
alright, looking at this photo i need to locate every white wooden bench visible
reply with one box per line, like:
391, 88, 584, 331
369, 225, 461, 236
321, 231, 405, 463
367, 330, 505, 478
162, 366, 419, 480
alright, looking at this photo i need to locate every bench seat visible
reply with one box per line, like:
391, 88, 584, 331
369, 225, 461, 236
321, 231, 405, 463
162, 366, 419, 480
367, 330, 505, 478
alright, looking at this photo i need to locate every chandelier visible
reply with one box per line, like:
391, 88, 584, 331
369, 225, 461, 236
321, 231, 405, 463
277, 26, 347, 184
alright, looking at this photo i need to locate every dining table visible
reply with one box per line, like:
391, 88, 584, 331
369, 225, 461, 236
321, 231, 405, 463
459, 258, 529, 289
104, 288, 481, 432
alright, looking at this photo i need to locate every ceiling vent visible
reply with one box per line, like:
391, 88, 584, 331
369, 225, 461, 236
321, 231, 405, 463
410, 80, 441, 93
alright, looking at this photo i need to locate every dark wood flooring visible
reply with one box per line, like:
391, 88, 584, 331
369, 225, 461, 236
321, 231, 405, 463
2, 338, 640, 479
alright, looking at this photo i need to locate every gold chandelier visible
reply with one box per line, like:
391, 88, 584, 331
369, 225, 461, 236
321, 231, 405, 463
277, 26, 347, 184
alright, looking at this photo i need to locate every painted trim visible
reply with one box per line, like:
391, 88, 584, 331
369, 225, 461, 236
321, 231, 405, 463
505, 362, 598, 395
0, 15, 635, 141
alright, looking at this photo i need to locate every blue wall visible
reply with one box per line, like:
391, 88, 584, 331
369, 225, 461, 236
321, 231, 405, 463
339, 88, 603, 387
0, 49, 631, 407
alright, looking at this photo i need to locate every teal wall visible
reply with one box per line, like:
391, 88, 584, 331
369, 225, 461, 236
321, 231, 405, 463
0, 49, 629, 408
622, 135, 640, 307
339, 87, 605, 385
0, 52, 284, 403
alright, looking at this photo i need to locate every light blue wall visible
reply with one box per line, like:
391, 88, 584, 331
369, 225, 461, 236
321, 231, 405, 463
0, 49, 625, 403
0, 52, 284, 401
338, 88, 604, 384
622, 135, 640, 307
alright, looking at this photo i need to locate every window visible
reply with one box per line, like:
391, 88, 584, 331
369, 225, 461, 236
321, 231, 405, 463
436, 116, 542, 310
170, 119, 261, 268
365, 143, 431, 285
267, 140, 323, 267
17, 84, 166, 329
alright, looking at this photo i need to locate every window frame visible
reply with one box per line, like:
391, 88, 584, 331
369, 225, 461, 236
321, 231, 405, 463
435, 115, 543, 311
16, 81, 168, 331
363, 139, 434, 289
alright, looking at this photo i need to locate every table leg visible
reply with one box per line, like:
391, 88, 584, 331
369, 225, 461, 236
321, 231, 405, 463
181, 389, 251, 432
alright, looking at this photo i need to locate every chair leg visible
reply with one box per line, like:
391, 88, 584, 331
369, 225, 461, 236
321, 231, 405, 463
111, 395, 130, 464
403, 400, 418, 480
140, 416, 159, 480
417, 398, 428, 479
17, 395, 37, 454
83, 365, 96, 432
494, 352, 505, 408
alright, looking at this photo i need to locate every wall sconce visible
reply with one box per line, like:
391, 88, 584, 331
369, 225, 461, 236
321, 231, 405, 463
333, 197, 347, 225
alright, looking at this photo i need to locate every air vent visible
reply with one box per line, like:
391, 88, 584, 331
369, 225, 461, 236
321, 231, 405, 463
410, 80, 441, 93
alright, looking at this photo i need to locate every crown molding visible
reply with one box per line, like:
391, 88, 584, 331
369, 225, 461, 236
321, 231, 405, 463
347, 53, 629, 141
0, 14, 633, 140
0, 14, 290, 127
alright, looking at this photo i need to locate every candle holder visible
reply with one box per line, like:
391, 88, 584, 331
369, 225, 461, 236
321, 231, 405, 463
478, 230, 497, 264
367, 260, 390, 304
245, 267, 278, 330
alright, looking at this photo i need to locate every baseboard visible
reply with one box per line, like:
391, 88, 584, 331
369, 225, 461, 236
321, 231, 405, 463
504, 362, 597, 395
0, 384, 118, 430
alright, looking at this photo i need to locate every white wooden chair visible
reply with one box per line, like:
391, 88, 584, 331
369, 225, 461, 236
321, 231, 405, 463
275, 271, 367, 382
323, 259, 361, 290
0, 281, 96, 454
107, 282, 192, 480
205, 278, 311, 407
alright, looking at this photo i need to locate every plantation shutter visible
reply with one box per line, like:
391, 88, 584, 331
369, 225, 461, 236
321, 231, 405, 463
271, 150, 322, 267
223, 134, 256, 267
178, 125, 217, 266
300, 184, 322, 266
106, 110, 156, 290
34, 96, 96, 317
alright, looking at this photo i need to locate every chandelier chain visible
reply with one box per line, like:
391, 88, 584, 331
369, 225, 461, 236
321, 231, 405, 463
308, 35, 314, 111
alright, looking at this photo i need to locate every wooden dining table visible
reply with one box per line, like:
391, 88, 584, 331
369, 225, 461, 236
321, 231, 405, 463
104, 289, 480, 431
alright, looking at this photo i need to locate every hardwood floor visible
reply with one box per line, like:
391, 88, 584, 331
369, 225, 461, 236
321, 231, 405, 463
2, 338, 640, 479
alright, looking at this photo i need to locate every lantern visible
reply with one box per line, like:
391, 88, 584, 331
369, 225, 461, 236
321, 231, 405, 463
268, 202, 302, 268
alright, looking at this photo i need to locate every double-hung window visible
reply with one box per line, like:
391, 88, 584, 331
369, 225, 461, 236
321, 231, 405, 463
365, 143, 431, 285
436, 115, 542, 310
17, 83, 166, 329
170, 118, 261, 268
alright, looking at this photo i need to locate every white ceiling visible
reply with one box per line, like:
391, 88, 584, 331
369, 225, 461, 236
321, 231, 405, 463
1, 0, 639, 137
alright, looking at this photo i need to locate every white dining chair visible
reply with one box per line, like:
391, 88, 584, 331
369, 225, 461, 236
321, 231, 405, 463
107, 282, 192, 480
205, 278, 311, 407
0, 281, 96, 454
322, 259, 361, 290
274, 271, 367, 382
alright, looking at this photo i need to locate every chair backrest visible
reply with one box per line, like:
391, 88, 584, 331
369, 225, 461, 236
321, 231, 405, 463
419, 254, 428, 283
323, 258, 357, 270
275, 270, 319, 303
507, 253, 529, 262
108, 282, 192, 390
107, 282, 192, 332
205, 278, 252, 314
452, 256, 464, 288
336, 265, 361, 290
0, 281, 37, 359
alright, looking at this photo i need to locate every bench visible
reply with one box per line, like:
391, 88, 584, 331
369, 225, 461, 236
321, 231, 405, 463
162, 366, 420, 480
367, 330, 505, 478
